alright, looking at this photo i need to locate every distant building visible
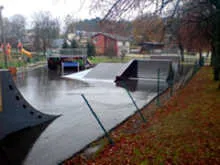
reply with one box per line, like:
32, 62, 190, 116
91, 32, 130, 56
139, 42, 164, 54
22, 30, 35, 51
51, 39, 65, 48
67, 33, 76, 41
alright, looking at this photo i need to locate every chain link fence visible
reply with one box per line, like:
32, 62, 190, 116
74, 55, 203, 148
109, 56, 203, 137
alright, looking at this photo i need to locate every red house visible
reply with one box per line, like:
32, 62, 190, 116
91, 32, 130, 56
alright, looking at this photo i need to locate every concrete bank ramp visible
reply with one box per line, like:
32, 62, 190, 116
150, 55, 180, 71
65, 60, 174, 83
150, 55, 181, 63
0, 70, 58, 140
116, 59, 173, 81
64, 63, 125, 82
84, 63, 124, 80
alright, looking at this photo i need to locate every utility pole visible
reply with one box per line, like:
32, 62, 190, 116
0, 6, 7, 68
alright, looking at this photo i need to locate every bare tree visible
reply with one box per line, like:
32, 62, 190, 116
180, 1, 212, 58
165, 12, 185, 61
10, 14, 26, 41
100, 19, 132, 37
32, 11, 60, 55
92, 0, 181, 20
132, 13, 165, 44
2, 17, 10, 41
64, 14, 77, 37
0, 14, 26, 48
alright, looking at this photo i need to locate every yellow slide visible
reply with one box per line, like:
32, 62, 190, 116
21, 48, 32, 58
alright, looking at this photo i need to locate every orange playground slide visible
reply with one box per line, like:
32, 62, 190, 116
21, 48, 32, 58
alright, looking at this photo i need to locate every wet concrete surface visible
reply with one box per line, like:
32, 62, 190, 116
85, 63, 124, 80
0, 61, 195, 165
1, 66, 166, 165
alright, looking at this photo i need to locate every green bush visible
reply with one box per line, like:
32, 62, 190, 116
87, 42, 96, 57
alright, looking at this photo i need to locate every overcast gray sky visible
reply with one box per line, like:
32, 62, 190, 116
0, 0, 99, 20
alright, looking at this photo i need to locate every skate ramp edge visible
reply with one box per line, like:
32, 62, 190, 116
84, 63, 125, 80
150, 55, 181, 63
0, 69, 60, 140
116, 59, 173, 81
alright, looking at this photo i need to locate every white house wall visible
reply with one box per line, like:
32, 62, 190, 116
117, 41, 130, 56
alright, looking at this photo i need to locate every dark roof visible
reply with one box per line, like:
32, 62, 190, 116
92, 32, 129, 41
139, 42, 164, 50
139, 42, 164, 46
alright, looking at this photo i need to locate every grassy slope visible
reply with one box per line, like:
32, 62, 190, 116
65, 67, 220, 165
88, 56, 138, 64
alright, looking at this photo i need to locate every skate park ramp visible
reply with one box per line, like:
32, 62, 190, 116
84, 63, 124, 80
64, 63, 125, 82
150, 55, 181, 71
65, 60, 174, 83
150, 55, 181, 63
116, 59, 173, 81
0, 69, 59, 140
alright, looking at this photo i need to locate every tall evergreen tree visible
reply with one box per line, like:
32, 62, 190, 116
87, 42, 96, 57
71, 39, 78, 48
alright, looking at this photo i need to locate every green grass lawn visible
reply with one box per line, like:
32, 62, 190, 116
0, 53, 46, 69
88, 55, 141, 64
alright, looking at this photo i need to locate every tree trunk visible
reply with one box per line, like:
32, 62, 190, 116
206, 51, 209, 57
178, 43, 184, 62
43, 41, 46, 56
213, 2, 220, 81
211, 41, 215, 66
199, 50, 203, 66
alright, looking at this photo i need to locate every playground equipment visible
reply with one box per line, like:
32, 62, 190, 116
0, 69, 59, 140
17, 41, 32, 58
1, 43, 12, 59
6, 43, 11, 57
21, 48, 32, 58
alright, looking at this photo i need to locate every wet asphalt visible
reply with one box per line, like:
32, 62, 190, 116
8, 66, 165, 165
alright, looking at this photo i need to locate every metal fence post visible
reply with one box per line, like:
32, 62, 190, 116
168, 79, 174, 97
170, 82, 173, 97
157, 68, 160, 106
61, 62, 64, 75
81, 94, 114, 145
193, 61, 199, 75
77, 62, 79, 72
122, 82, 146, 123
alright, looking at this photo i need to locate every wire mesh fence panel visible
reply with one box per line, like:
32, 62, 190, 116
118, 58, 201, 134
